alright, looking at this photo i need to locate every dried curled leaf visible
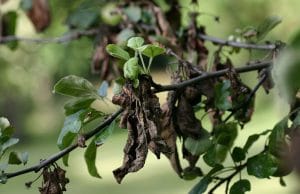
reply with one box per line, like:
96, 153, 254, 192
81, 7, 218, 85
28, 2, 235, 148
112, 76, 170, 183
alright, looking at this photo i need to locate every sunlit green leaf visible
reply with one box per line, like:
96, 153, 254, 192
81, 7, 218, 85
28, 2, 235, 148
247, 153, 278, 178
139, 44, 165, 58
84, 139, 101, 178
106, 44, 130, 60
64, 97, 95, 116
54, 75, 97, 98
127, 37, 144, 50
257, 16, 282, 41
123, 57, 140, 80
0, 117, 10, 131
229, 179, 251, 194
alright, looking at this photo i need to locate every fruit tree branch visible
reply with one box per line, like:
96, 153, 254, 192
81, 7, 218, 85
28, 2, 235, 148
5, 108, 123, 179
198, 33, 276, 50
0, 29, 98, 44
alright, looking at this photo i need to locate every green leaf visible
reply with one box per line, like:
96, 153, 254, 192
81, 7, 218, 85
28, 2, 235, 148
247, 153, 278, 178
95, 120, 116, 146
189, 164, 223, 194
214, 122, 238, 148
84, 139, 101, 178
127, 37, 144, 50
268, 117, 288, 156
232, 147, 246, 162
98, 81, 109, 97
243, 130, 271, 152
57, 111, 82, 150
203, 144, 228, 167
106, 44, 130, 61
2, 11, 18, 50
8, 151, 28, 165
123, 5, 141, 22
54, 75, 97, 98
123, 57, 140, 80
20, 0, 32, 10
214, 80, 232, 111
229, 179, 251, 194
139, 44, 165, 58
64, 97, 95, 116
279, 177, 286, 187
184, 135, 212, 156
0, 138, 19, 156
66, 4, 99, 29
257, 16, 282, 41
189, 176, 212, 194
182, 167, 203, 180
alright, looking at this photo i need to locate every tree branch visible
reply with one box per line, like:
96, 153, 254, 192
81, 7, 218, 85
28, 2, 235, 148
5, 108, 123, 179
3, 60, 272, 180
153, 60, 272, 93
198, 33, 276, 50
0, 29, 99, 44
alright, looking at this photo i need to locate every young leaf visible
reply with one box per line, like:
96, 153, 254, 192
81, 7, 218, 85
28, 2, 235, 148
247, 153, 278, 178
98, 81, 109, 97
229, 179, 251, 194
127, 37, 144, 50
0, 117, 10, 131
140, 44, 165, 58
84, 139, 101, 178
106, 44, 130, 60
214, 80, 232, 111
64, 97, 95, 116
257, 16, 282, 41
123, 57, 140, 80
232, 147, 246, 162
8, 151, 28, 165
184, 136, 212, 156
54, 75, 97, 98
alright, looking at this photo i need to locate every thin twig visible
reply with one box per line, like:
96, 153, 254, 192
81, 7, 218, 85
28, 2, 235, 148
198, 33, 276, 50
208, 163, 247, 194
5, 108, 123, 179
153, 60, 272, 93
0, 29, 99, 44
223, 72, 268, 122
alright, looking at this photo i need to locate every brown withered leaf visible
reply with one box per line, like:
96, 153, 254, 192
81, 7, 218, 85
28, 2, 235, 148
176, 95, 202, 138
112, 76, 170, 183
160, 102, 182, 177
27, 0, 51, 32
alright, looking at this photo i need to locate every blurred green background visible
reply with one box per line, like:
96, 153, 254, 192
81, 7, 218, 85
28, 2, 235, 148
0, 0, 300, 193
